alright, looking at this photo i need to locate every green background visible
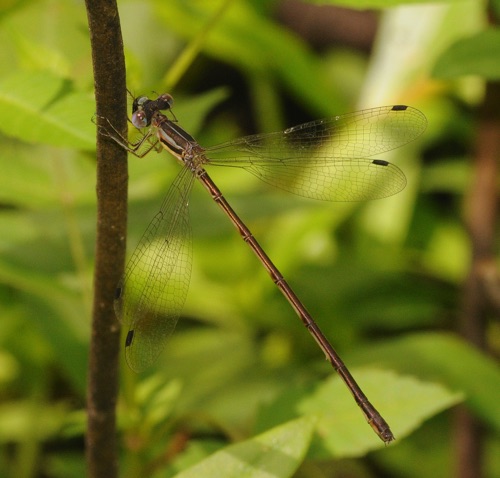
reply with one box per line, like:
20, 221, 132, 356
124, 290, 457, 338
0, 0, 499, 477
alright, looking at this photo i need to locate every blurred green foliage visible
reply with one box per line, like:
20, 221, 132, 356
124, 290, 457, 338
0, 0, 499, 477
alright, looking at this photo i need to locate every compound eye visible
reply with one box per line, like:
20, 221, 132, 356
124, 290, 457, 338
158, 93, 174, 110
131, 110, 149, 128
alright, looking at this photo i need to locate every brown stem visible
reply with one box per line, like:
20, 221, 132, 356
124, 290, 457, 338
456, 81, 500, 478
84, 1, 128, 477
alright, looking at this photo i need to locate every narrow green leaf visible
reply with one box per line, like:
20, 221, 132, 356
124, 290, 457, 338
433, 28, 500, 79
173, 416, 315, 478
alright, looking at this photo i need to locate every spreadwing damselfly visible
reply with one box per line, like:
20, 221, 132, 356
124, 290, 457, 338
101, 92, 427, 443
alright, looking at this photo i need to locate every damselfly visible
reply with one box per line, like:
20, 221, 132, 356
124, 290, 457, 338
103, 92, 427, 443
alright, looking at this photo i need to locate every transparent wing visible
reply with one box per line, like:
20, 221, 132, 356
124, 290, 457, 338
204, 105, 427, 201
114, 166, 194, 372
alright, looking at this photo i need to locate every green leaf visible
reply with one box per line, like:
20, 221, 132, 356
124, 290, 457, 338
0, 257, 89, 393
256, 369, 462, 458
135, 376, 183, 428
357, 333, 500, 433
171, 88, 230, 134
173, 416, 315, 478
9, 26, 71, 77
0, 141, 96, 208
433, 28, 500, 79
305, 0, 454, 6
0, 71, 95, 149
0, 400, 70, 442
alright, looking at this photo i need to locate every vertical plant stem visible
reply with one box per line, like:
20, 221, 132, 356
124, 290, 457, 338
456, 81, 500, 478
84, 1, 128, 477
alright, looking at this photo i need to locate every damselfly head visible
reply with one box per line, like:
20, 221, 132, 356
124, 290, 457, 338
130, 93, 174, 129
